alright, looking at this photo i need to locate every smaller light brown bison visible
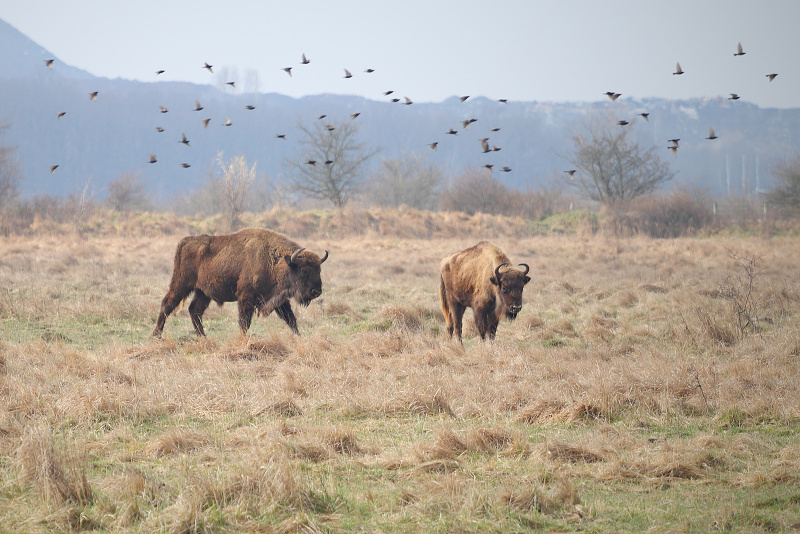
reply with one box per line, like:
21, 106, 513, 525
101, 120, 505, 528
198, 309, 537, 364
439, 241, 530, 343
152, 228, 327, 337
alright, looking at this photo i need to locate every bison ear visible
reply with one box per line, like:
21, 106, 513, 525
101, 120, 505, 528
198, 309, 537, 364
284, 254, 298, 269
490, 276, 500, 286
524, 276, 531, 284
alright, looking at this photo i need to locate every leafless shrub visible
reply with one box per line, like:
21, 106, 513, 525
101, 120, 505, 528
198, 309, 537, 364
601, 190, 714, 237
367, 153, 443, 210
107, 171, 151, 212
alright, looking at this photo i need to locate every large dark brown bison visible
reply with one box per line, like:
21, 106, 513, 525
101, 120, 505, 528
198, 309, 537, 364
439, 241, 530, 343
152, 228, 328, 337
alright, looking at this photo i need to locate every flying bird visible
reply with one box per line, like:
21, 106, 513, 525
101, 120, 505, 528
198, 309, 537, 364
155, 126, 165, 132
706, 127, 717, 140
317, 114, 327, 120
283, 67, 292, 77
181, 163, 191, 168
500, 167, 512, 172
565, 170, 576, 179
383, 90, 394, 95
490, 127, 501, 132
224, 117, 232, 126
89, 91, 98, 101
326, 125, 335, 131
245, 105, 256, 110
57, 112, 67, 119
639, 113, 650, 121
728, 93, 740, 100
301, 53, 310, 64
618, 120, 630, 126
159, 106, 168, 113
226, 81, 236, 88
276, 134, 286, 140
492, 146, 502, 152
156, 69, 165, 75
194, 100, 203, 111
498, 99, 508, 104
390, 98, 400, 103
480, 138, 491, 153
306, 160, 316, 166
44, 59, 54, 69
462, 119, 475, 129
605, 92, 622, 101
202, 118, 210, 128
667, 146, 678, 157
673, 62, 684, 75
364, 68, 375, 73
50, 165, 59, 174
428, 142, 438, 151
203, 62, 213, 73
460, 96, 470, 103
180, 133, 190, 146
403, 97, 413, 105
668, 138, 680, 147
148, 153, 157, 164
446, 129, 458, 135
343, 69, 352, 78
324, 160, 334, 165
350, 112, 361, 119
734, 42, 745, 56
766, 73, 778, 82
483, 164, 494, 171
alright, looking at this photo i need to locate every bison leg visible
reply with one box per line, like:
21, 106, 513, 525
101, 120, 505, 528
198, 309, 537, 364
237, 298, 256, 334
488, 319, 499, 341
152, 287, 193, 337
449, 301, 466, 344
275, 301, 300, 335
188, 290, 211, 337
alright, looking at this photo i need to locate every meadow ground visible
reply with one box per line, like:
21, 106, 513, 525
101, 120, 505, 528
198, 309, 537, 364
0, 211, 799, 533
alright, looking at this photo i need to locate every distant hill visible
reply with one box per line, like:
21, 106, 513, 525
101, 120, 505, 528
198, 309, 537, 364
1, 18, 799, 203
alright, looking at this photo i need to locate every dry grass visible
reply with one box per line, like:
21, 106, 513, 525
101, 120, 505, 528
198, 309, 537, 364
1, 211, 799, 532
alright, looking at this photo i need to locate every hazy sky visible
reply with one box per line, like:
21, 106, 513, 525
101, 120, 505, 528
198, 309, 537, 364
4, 1, 799, 108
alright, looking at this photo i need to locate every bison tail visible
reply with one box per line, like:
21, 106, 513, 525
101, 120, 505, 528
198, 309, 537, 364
439, 275, 452, 329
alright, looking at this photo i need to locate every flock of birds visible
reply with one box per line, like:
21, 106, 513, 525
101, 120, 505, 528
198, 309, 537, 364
564, 41, 780, 180
42, 40, 781, 186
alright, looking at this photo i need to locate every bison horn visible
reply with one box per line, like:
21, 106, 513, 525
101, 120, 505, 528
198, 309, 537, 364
519, 263, 530, 276
319, 250, 328, 264
290, 248, 305, 264
494, 262, 509, 281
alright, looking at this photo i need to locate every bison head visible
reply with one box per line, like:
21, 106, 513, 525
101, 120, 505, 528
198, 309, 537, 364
490, 262, 531, 320
285, 248, 328, 306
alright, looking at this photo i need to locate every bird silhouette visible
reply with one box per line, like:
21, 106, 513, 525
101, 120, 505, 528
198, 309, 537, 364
498, 99, 508, 104
766, 73, 778, 82
180, 133, 190, 146
390, 98, 400, 103
383, 90, 394, 95
44, 59, 54, 69
460, 96, 470, 102
500, 167, 512, 172
156, 69, 165, 75
159, 106, 168, 113
403, 97, 413, 105
364, 68, 375, 73
350, 112, 361, 119
618, 120, 630, 126
326, 125, 335, 131
706, 127, 717, 140
483, 164, 494, 171
226, 81, 236, 88
89, 91, 98, 101
428, 142, 438, 151
462, 119, 474, 129
181, 163, 191, 168
283, 67, 292, 77
203, 62, 213, 73
245, 105, 256, 110
490, 127, 501, 132
668, 138, 680, 147
57, 112, 67, 120
605, 92, 622, 101
674, 62, 684, 75
194, 100, 203, 111
639, 113, 649, 121
50, 165, 59, 173
306, 160, 316, 166
317, 114, 327, 120
667, 146, 678, 157
565, 170, 576, 179
155, 126, 165, 132
276, 134, 286, 140
492, 146, 502, 152
301, 53, 310, 64
480, 138, 491, 153
446, 129, 458, 135
202, 118, 210, 128
148, 153, 157, 163
343, 69, 352, 78
734, 42, 745, 56
224, 118, 232, 126
324, 160, 334, 165
728, 93, 740, 100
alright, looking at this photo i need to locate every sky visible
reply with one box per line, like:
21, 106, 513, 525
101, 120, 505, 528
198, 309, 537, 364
3, 1, 800, 108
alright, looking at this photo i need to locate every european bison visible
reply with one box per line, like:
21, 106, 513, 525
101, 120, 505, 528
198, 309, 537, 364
152, 228, 327, 337
439, 241, 530, 343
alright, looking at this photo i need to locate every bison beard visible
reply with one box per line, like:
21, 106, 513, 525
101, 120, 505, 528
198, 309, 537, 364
439, 241, 530, 344
152, 228, 327, 337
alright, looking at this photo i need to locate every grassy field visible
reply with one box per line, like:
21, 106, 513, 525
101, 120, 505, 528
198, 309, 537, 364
1, 211, 799, 533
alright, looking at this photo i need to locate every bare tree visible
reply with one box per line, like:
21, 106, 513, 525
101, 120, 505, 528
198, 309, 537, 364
766, 156, 800, 218
215, 153, 257, 230
440, 167, 512, 215
0, 122, 23, 208
368, 153, 444, 210
107, 171, 150, 211
284, 118, 379, 208
569, 114, 674, 203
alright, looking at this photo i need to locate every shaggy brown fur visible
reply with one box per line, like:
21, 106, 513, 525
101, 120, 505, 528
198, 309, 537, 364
152, 228, 327, 337
439, 241, 530, 343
